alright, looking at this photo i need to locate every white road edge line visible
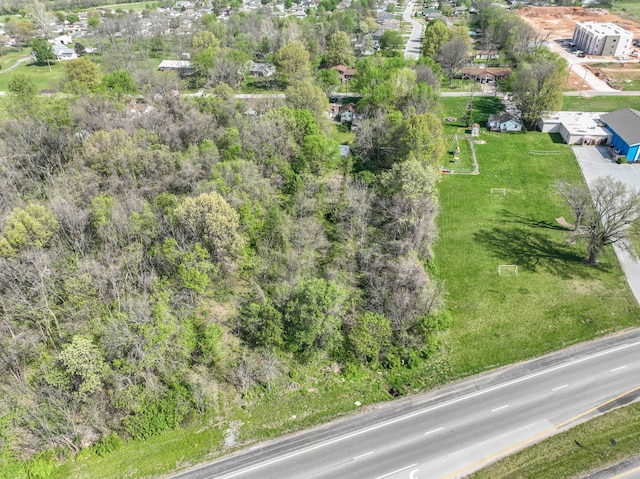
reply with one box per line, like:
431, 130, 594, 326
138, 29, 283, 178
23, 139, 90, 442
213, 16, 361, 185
353, 451, 375, 460
375, 463, 418, 479
552, 384, 569, 391
611, 365, 627, 372
425, 427, 444, 436
491, 405, 509, 412
216, 339, 640, 479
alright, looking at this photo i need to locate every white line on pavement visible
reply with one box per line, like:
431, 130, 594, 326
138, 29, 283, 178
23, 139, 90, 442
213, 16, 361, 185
375, 463, 418, 479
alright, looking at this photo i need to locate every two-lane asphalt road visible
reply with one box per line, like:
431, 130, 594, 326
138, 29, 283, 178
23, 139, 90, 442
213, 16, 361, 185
172, 329, 640, 479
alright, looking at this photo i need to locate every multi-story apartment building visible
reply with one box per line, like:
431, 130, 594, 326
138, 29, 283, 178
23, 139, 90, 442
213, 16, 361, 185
572, 22, 633, 57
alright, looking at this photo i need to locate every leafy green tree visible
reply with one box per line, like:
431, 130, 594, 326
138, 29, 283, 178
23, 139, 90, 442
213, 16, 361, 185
48, 336, 106, 396
7, 73, 36, 99
326, 31, 355, 66
379, 29, 403, 50
316, 67, 341, 94
63, 57, 102, 94
283, 279, 348, 356
275, 40, 311, 85
7, 20, 35, 48
175, 192, 245, 266
379, 159, 439, 199
240, 298, 284, 349
399, 113, 445, 165
97, 70, 138, 98
510, 56, 566, 128
285, 79, 328, 118
422, 19, 451, 58
349, 312, 392, 364
31, 37, 55, 67
66, 13, 79, 23
0, 204, 59, 258
297, 134, 338, 174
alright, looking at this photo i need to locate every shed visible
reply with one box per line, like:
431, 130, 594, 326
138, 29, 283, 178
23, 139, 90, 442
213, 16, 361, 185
600, 108, 640, 162
487, 113, 522, 133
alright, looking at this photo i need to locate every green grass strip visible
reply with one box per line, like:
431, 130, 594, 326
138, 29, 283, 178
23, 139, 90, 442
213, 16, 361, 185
472, 400, 640, 479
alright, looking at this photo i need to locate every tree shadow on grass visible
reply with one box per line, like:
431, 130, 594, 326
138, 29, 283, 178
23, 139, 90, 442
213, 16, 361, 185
499, 210, 567, 231
473, 226, 607, 279
473, 97, 504, 123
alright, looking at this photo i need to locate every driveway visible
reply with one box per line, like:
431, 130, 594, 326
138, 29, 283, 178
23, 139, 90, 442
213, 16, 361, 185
547, 41, 615, 93
573, 145, 640, 303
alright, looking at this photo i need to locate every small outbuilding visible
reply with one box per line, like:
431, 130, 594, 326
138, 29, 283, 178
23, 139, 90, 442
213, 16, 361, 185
487, 113, 522, 133
600, 108, 640, 162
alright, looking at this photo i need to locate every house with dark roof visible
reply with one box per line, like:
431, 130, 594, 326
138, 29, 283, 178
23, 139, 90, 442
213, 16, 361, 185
488, 113, 522, 132
600, 108, 640, 162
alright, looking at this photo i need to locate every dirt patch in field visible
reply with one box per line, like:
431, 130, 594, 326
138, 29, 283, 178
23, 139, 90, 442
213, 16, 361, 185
565, 68, 588, 90
586, 63, 640, 89
517, 6, 640, 40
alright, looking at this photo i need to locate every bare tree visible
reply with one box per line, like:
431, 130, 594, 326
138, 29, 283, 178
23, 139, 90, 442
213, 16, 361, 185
555, 180, 591, 231
436, 38, 469, 87
560, 177, 640, 265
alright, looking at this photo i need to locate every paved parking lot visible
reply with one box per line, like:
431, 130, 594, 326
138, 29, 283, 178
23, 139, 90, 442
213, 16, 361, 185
573, 145, 640, 303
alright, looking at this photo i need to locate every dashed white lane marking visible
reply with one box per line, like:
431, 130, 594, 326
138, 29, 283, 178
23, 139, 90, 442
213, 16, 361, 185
611, 366, 627, 372
552, 384, 569, 391
353, 451, 375, 461
491, 405, 509, 412
375, 463, 418, 479
425, 427, 444, 436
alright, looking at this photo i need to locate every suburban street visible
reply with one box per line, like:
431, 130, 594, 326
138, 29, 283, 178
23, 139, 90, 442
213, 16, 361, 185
403, 1, 423, 60
170, 329, 640, 479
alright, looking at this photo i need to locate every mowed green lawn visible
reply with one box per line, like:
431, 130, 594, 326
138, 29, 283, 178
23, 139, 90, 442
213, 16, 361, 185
0, 61, 65, 91
435, 98, 640, 376
562, 96, 640, 112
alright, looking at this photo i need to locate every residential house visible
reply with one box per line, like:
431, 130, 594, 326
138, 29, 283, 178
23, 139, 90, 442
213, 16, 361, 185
331, 64, 356, 83
339, 103, 357, 123
327, 103, 341, 120
53, 44, 78, 60
460, 67, 512, 83
487, 113, 522, 132
246, 61, 276, 77
600, 108, 640, 162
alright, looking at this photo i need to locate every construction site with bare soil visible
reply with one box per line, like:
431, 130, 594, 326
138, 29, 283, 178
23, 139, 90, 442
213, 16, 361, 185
517, 7, 640, 91
516, 6, 640, 40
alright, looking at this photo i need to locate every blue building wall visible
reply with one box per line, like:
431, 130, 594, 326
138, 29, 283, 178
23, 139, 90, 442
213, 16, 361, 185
605, 126, 640, 162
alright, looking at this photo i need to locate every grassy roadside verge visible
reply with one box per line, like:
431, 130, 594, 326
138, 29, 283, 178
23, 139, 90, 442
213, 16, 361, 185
471, 400, 640, 479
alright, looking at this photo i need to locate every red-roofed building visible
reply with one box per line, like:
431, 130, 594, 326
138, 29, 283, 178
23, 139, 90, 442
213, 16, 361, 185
331, 64, 356, 83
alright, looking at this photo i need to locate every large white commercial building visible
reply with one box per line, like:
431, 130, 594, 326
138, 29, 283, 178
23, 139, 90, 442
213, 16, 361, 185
572, 22, 633, 57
